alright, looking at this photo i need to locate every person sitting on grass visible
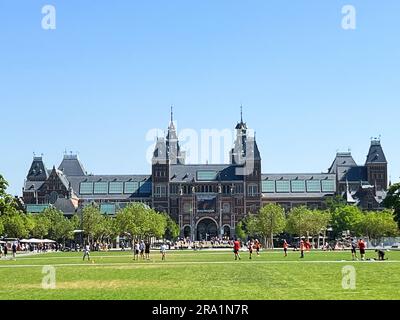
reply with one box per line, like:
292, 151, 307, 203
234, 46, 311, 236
375, 249, 388, 261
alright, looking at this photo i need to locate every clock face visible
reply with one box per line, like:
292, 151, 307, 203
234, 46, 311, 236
49, 191, 59, 204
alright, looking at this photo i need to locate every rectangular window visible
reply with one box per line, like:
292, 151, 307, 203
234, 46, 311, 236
124, 181, 139, 194
247, 184, 259, 197
80, 182, 93, 195
170, 185, 179, 195
155, 185, 167, 197
100, 204, 116, 215
222, 203, 231, 213
94, 182, 108, 194
321, 180, 335, 192
291, 180, 306, 193
262, 181, 275, 193
276, 180, 290, 193
26, 204, 50, 213
306, 180, 321, 193
197, 171, 218, 181
109, 182, 124, 194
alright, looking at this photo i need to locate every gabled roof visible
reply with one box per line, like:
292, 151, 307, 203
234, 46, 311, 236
27, 157, 49, 181
366, 140, 387, 164
58, 155, 87, 176
328, 152, 357, 174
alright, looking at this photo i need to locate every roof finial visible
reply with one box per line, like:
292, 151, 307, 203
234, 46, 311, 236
240, 104, 243, 123
170, 105, 174, 123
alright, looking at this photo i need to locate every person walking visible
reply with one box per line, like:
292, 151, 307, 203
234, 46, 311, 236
134, 242, 140, 261
3, 244, 8, 259
255, 240, 261, 257
300, 239, 305, 259
283, 240, 289, 258
234, 239, 241, 261
351, 238, 358, 261
83, 244, 91, 261
248, 241, 254, 260
160, 243, 167, 261
145, 241, 151, 260
140, 241, 145, 260
12, 242, 17, 260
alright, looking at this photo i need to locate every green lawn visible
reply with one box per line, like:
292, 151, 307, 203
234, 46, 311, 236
0, 249, 399, 300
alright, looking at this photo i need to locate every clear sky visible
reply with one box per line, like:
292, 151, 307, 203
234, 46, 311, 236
0, 0, 399, 196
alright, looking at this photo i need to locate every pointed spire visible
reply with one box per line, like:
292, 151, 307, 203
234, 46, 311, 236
240, 104, 243, 123
170, 105, 174, 123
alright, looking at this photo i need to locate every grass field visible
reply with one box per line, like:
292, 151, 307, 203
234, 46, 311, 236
0, 249, 399, 300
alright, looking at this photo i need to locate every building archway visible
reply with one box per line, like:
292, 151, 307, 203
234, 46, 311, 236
196, 218, 218, 241
223, 225, 231, 239
183, 225, 191, 239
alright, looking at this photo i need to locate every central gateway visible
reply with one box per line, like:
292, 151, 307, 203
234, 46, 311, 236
196, 218, 218, 241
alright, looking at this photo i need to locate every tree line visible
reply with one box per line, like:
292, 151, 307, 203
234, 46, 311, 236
236, 198, 399, 248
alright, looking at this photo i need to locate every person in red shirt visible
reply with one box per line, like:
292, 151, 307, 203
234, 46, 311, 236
358, 239, 366, 261
234, 239, 241, 261
283, 240, 289, 257
300, 239, 305, 259
305, 240, 311, 252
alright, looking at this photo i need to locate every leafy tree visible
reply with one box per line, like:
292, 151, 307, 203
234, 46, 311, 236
356, 210, 398, 245
286, 206, 311, 239
247, 204, 286, 248
30, 214, 51, 239
330, 205, 364, 238
145, 209, 167, 239
163, 214, 180, 241
94, 215, 118, 243
325, 195, 347, 213
384, 183, 400, 227
0, 218, 4, 236
1, 213, 30, 238
286, 207, 330, 245
0, 174, 22, 218
235, 221, 247, 240
116, 203, 167, 242
42, 207, 75, 243
81, 205, 103, 244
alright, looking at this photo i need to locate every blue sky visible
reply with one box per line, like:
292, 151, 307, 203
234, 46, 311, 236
0, 0, 399, 195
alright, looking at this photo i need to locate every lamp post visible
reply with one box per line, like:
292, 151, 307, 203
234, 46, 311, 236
191, 186, 196, 242
218, 184, 223, 239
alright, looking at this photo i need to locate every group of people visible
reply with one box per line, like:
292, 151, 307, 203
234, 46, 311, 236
0, 243, 18, 260
233, 239, 262, 260
133, 241, 151, 261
